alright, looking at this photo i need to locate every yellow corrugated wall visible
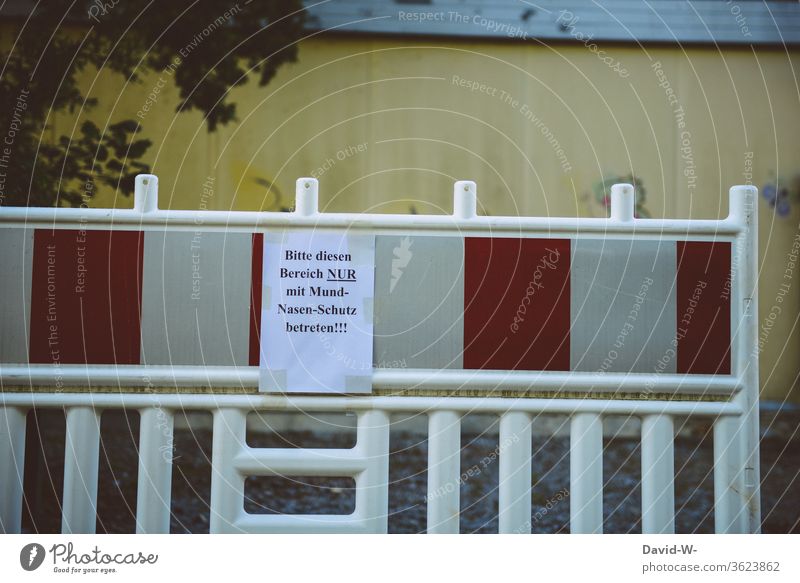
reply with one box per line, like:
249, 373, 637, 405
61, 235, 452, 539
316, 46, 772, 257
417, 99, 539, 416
57, 36, 800, 401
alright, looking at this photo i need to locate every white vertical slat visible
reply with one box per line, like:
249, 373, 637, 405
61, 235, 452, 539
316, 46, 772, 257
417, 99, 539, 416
641, 414, 675, 533
570, 412, 603, 533
136, 407, 174, 533
355, 410, 390, 533
209, 408, 246, 534
427, 410, 461, 534
713, 416, 748, 533
62, 407, 100, 534
0, 407, 27, 533
729, 184, 761, 533
498, 411, 532, 534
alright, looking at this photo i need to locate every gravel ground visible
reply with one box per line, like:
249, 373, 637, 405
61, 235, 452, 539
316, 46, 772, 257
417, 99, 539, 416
19, 408, 799, 534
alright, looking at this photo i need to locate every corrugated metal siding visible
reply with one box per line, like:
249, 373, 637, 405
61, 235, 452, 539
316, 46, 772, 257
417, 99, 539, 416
305, 0, 800, 45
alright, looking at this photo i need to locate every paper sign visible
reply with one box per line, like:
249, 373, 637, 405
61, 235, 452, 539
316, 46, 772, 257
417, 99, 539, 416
259, 231, 375, 393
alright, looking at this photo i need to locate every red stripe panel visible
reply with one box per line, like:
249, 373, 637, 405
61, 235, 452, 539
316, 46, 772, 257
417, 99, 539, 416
464, 237, 571, 371
249, 233, 264, 366
676, 241, 731, 374
29, 229, 143, 365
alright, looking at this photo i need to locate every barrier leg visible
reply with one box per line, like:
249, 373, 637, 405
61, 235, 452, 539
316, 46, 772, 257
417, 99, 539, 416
427, 411, 461, 533
499, 412, 532, 533
210, 408, 246, 533
356, 410, 390, 533
0, 407, 26, 533
570, 413, 603, 533
62, 407, 100, 534
641, 414, 675, 533
714, 416, 748, 533
136, 407, 174, 533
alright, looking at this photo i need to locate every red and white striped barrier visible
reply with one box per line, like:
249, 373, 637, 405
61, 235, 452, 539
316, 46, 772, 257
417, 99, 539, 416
0, 181, 735, 378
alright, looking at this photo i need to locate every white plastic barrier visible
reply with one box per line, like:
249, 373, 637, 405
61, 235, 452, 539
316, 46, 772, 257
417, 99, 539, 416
0, 175, 760, 534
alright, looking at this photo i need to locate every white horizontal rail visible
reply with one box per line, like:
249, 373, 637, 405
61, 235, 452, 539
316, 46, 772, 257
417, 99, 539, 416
0, 394, 742, 416
0, 207, 744, 236
377, 370, 740, 395
0, 176, 750, 235
234, 514, 371, 534
234, 448, 366, 476
0, 366, 745, 396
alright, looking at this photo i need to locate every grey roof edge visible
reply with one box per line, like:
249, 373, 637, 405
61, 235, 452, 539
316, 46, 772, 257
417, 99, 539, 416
303, 0, 800, 46
0, 0, 797, 46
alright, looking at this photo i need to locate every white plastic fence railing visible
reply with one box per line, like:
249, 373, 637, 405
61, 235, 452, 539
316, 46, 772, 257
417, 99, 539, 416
0, 393, 745, 534
0, 176, 760, 534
